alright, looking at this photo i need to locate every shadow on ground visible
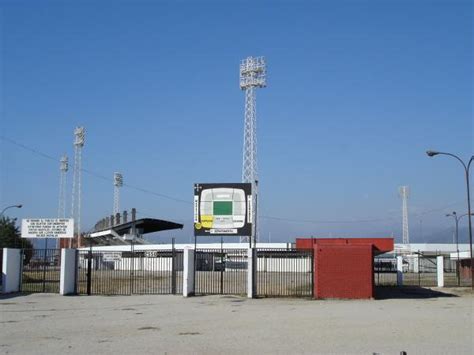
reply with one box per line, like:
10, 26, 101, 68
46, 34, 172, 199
0, 292, 35, 300
375, 286, 458, 299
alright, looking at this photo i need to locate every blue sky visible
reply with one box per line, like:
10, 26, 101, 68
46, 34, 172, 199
0, 0, 472, 244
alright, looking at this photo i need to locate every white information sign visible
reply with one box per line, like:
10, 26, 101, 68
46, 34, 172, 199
21, 218, 74, 239
103, 252, 122, 262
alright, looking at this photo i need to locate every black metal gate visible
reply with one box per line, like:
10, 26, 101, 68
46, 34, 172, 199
374, 257, 397, 286
440, 255, 470, 287
256, 249, 313, 297
77, 248, 183, 295
402, 253, 438, 287
20, 248, 61, 293
443, 256, 459, 287
195, 248, 248, 295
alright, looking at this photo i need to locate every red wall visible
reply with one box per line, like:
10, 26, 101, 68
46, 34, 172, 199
315, 244, 374, 299
459, 259, 472, 281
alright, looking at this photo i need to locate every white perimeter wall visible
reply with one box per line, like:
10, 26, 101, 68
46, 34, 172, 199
114, 257, 174, 271
79, 257, 175, 271
79, 255, 312, 272
257, 257, 312, 272
78, 242, 291, 252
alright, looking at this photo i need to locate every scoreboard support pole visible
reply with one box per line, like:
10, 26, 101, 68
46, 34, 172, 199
247, 247, 257, 298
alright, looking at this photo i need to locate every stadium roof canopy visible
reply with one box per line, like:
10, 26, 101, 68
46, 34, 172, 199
101, 218, 183, 236
88, 218, 183, 245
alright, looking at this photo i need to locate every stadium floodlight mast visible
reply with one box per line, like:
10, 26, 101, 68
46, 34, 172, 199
57, 155, 69, 249
399, 186, 410, 246
71, 126, 85, 248
113, 172, 123, 215
426, 150, 474, 289
240, 56, 266, 246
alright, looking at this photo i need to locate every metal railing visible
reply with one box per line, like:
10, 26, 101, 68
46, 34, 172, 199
77, 249, 183, 295
256, 249, 313, 297
20, 248, 61, 293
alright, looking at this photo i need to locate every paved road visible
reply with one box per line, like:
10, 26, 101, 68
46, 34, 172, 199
0, 288, 472, 354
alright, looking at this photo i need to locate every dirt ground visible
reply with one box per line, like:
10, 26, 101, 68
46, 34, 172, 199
0, 287, 472, 354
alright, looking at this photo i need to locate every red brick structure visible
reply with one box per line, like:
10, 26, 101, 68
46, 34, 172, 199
458, 259, 472, 282
296, 238, 394, 299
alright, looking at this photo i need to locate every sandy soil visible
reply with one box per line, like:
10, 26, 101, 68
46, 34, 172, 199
0, 288, 472, 354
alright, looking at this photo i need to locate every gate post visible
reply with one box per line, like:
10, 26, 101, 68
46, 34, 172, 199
437, 255, 444, 287
87, 247, 92, 295
413, 255, 419, 273
171, 238, 177, 294
183, 247, 195, 297
2, 248, 21, 293
247, 248, 257, 298
60, 248, 77, 295
396, 256, 404, 287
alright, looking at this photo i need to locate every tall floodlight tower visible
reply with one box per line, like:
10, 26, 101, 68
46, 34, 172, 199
71, 127, 85, 247
399, 186, 410, 246
240, 56, 266, 244
113, 172, 123, 215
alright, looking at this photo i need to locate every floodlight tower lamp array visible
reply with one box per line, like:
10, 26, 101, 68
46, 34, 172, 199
113, 172, 123, 215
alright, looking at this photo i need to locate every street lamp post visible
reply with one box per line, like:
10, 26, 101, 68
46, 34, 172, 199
427, 150, 474, 289
0, 204, 22, 218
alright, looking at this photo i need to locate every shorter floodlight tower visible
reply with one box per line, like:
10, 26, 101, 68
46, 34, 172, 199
58, 155, 68, 218
399, 186, 410, 246
58, 155, 68, 248
113, 172, 123, 215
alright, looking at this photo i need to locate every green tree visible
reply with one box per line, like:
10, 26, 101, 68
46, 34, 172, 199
0, 217, 33, 265
0, 216, 32, 248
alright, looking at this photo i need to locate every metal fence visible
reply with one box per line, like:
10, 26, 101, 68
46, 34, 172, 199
256, 249, 313, 297
195, 248, 248, 295
20, 248, 61, 293
77, 249, 183, 295
374, 254, 472, 288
